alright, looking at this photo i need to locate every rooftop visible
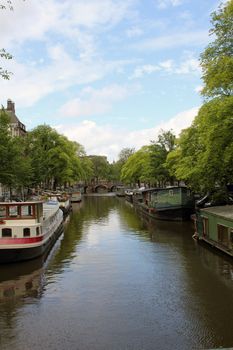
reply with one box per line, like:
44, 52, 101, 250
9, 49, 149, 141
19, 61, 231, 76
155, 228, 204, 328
201, 205, 233, 221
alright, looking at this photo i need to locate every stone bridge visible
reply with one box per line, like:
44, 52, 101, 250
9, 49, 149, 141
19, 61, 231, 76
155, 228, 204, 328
83, 181, 122, 194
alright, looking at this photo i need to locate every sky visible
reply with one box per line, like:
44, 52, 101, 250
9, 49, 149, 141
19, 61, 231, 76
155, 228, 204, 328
0, 0, 223, 162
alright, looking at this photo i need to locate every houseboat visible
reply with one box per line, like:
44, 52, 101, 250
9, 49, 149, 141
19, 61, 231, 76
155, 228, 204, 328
116, 186, 126, 197
42, 192, 72, 217
125, 189, 134, 203
194, 205, 233, 257
0, 201, 63, 264
138, 186, 195, 221
70, 191, 82, 203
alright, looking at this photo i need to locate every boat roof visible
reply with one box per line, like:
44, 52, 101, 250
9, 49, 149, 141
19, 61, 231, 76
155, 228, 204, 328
141, 186, 188, 193
201, 205, 233, 221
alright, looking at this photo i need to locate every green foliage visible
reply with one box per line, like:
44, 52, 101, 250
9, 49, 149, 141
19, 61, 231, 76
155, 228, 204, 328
0, 48, 13, 79
120, 130, 176, 187
165, 2, 233, 195
121, 146, 151, 185
88, 155, 110, 182
27, 125, 85, 189
0, 109, 32, 189
200, 0, 233, 98
167, 96, 233, 192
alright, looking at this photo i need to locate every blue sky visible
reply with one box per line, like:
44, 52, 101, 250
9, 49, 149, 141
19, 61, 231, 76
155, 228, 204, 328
0, 0, 223, 161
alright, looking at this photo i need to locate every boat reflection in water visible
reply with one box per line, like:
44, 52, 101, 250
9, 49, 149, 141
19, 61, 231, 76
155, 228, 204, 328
0, 257, 44, 301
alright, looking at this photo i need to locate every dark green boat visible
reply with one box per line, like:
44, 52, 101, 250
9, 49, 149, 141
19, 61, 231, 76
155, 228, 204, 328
139, 186, 195, 221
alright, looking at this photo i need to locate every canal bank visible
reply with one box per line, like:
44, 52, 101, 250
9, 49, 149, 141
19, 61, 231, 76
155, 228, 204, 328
0, 196, 233, 350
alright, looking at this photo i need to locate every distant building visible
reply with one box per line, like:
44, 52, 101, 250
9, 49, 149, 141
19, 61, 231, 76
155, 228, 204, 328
5, 99, 26, 137
0, 99, 27, 198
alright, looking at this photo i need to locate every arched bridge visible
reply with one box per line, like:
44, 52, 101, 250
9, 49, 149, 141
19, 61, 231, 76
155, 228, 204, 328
83, 181, 122, 194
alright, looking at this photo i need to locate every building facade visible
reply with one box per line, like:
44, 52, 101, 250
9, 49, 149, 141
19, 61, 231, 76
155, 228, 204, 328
5, 99, 26, 137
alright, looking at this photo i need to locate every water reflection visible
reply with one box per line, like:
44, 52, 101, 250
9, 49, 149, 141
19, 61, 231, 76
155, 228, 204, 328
0, 196, 233, 350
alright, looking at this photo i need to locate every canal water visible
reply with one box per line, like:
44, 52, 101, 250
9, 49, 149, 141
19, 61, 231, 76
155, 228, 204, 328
0, 196, 233, 350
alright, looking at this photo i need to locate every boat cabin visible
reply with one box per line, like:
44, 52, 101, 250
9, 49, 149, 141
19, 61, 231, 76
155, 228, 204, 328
195, 205, 233, 257
0, 201, 43, 239
142, 186, 194, 210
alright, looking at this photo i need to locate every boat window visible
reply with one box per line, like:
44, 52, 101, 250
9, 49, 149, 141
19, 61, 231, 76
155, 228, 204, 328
230, 230, 233, 244
21, 205, 33, 217
203, 217, 209, 237
0, 206, 6, 218
9, 205, 19, 217
169, 190, 173, 196
218, 224, 229, 246
2, 228, 12, 237
36, 227, 40, 236
23, 228, 30, 237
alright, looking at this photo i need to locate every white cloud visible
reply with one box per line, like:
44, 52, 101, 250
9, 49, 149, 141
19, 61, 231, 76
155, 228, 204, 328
130, 57, 200, 79
0, 0, 134, 48
194, 85, 203, 93
126, 27, 143, 38
175, 58, 200, 74
55, 106, 199, 162
133, 30, 209, 51
59, 84, 140, 117
130, 64, 160, 79
156, 0, 184, 9
0, 48, 133, 107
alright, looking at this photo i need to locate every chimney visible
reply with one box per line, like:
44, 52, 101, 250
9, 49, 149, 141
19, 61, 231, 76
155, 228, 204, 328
7, 99, 15, 112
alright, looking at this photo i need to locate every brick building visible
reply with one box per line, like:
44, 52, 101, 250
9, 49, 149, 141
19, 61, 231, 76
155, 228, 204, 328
5, 99, 26, 137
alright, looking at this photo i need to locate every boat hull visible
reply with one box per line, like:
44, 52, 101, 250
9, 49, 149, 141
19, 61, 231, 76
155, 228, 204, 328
0, 222, 63, 264
137, 203, 193, 221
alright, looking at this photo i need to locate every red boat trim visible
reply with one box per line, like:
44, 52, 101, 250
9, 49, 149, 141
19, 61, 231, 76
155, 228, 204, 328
0, 236, 43, 245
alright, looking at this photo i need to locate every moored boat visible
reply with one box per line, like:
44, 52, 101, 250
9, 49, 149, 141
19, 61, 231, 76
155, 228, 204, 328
42, 192, 72, 217
138, 186, 195, 221
0, 201, 63, 264
125, 189, 134, 203
193, 205, 233, 257
116, 186, 126, 197
70, 191, 82, 203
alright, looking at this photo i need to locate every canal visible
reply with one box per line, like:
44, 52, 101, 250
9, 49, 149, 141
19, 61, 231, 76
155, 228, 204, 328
0, 196, 233, 350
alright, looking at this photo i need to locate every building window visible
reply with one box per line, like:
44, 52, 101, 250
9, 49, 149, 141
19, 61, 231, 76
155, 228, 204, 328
23, 228, 30, 237
218, 224, 229, 246
2, 228, 12, 237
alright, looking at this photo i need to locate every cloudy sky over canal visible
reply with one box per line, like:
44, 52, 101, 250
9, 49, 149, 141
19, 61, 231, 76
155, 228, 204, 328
0, 0, 223, 161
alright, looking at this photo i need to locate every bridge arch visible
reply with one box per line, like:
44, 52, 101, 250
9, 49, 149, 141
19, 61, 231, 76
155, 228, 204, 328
94, 184, 108, 193
110, 185, 117, 192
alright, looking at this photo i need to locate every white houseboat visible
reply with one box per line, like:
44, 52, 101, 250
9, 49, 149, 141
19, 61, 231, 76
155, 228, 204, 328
0, 201, 63, 264
70, 191, 82, 203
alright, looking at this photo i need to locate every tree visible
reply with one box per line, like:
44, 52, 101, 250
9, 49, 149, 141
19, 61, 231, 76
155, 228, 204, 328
0, 109, 32, 194
110, 147, 135, 182
200, 0, 233, 98
150, 130, 176, 186
88, 155, 110, 183
1, 1, 25, 79
26, 125, 85, 189
167, 96, 233, 193
0, 49, 12, 79
120, 146, 151, 186
118, 147, 135, 164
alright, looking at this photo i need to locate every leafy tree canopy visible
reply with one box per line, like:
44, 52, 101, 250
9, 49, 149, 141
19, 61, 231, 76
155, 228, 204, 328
200, 0, 233, 98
